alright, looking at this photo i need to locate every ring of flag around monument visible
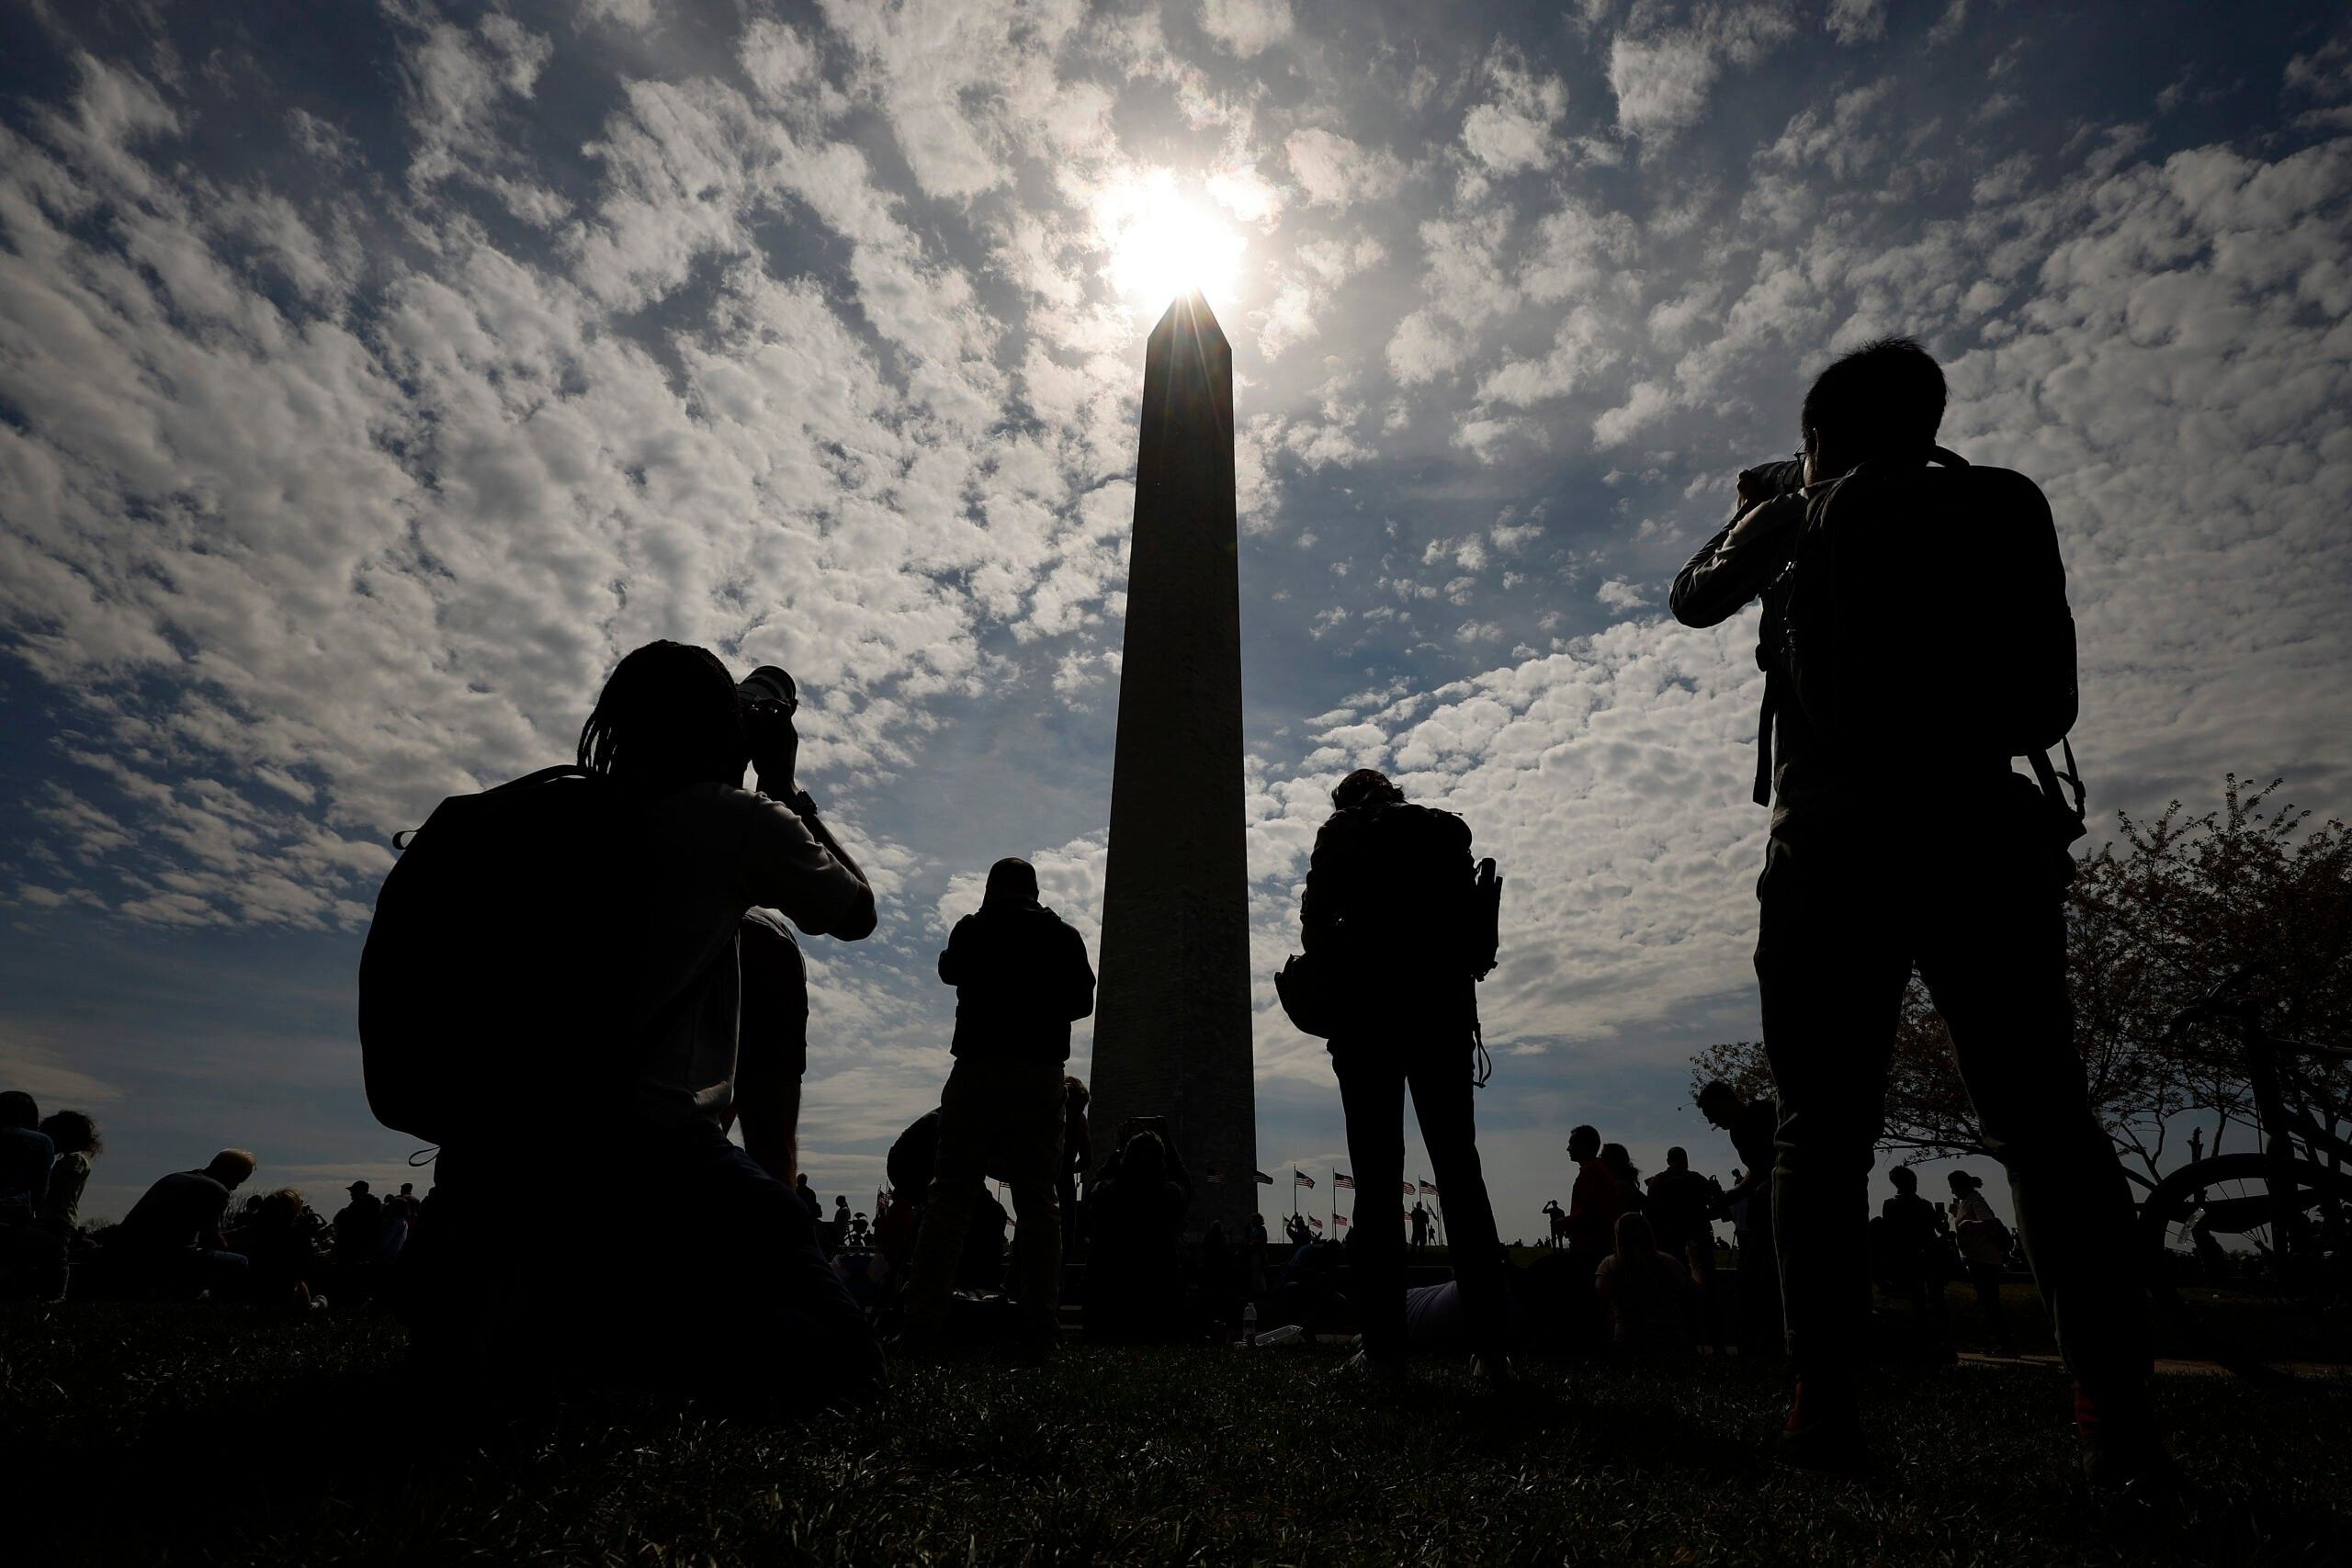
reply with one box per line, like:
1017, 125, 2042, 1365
1255, 1170, 1273, 1184
1332, 1172, 1354, 1190
1295, 1170, 1316, 1188
1307, 1215, 1323, 1230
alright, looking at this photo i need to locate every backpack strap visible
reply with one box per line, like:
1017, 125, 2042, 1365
2027, 739, 2088, 851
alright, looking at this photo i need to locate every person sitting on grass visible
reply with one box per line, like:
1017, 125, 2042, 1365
113, 1150, 257, 1299
0, 1090, 51, 1218
1085, 1126, 1193, 1342
1594, 1212, 1695, 1356
28, 1111, 103, 1300
899, 858, 1096, 1356
231, 1188, 329, 1308
408, 643, 884, 1411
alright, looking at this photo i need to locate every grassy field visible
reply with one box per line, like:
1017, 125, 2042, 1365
4, 1301, 2348, 1566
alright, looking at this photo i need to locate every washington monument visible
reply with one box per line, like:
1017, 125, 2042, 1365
1089, 291, 1257, 1236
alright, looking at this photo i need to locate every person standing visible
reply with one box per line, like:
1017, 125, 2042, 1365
1671, 339, 2159, 1485
1409, 1201, 1431, 1250
1301, 768, 1512, 1382
1698, 1081, 1781, 1362
1878, 1166, 1955, 1359
1947, 1170, 2018, 1357
899, 857, 1096, 1354
1645, 1147, 1724, 1354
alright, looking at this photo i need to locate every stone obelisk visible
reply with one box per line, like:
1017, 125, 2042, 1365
1088, 291, 1256, 1238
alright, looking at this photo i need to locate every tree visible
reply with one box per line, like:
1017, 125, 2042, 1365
1691, 775, 2352, 1186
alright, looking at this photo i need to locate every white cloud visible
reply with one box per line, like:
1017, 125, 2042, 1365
1283, 128, 1408, 208
1592, 379, 1673, 446
1461, 56, 1569, 174
1199, 0, 1294, 57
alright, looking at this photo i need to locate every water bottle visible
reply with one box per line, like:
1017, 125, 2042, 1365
1240, 1301, 1259, 1348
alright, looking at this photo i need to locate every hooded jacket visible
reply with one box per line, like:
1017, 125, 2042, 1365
938, 901, 1096, 1063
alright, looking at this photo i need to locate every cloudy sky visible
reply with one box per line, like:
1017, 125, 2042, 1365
2, 0, 2348, 1234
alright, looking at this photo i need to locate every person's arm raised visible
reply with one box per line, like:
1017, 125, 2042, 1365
1668, 491, 1807, 628
738, 787, 878, 941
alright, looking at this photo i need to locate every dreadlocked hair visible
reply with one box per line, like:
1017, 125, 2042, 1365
577, 640, 745, 798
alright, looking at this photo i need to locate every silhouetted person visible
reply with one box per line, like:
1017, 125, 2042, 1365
1302, 767, 1512, 1380
0, 1090, 51, 1218
1085, 1127, 1192, 1341
900, 857, 1094, 1353
883, 1108, 1001, 1292
1283, 1212, 1312, 1247
796, 1172, 821, 1221
409, 644, 881, 1410
1542, 1199, 1566, 1247
1410, 1201, 1431, 1249
114, 1149, 256, 1298
1880, 1166, 1954, 1359
1595, 1212, 1695, 1356
1699, 1081, 1782, 1362
234, 1188, 326, 1308
1645, 1146, 1725, 1354
1600, 1144, 1643, 1209
1672, 339, 2157, 1483
1947, 1170, 2018, 1357
732, 908, 808, 1184
1564, 1125, 1624, 1263
1059, 1077, 1091, 1258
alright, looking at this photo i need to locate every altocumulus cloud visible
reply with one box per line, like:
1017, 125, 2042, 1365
0, 0, 2347, 1231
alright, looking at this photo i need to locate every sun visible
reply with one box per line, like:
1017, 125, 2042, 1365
1097, 169, 1245, 312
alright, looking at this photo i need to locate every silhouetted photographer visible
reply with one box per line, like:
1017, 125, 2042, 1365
1295, 767, 1513, 1382
1671, 339, 2162, 1488
368, 642, 882, 1408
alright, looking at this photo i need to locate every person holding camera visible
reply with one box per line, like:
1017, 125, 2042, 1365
411, 642, 883, 1408
1669, 341, 2160, 1489
1300, 767, 1513, 1383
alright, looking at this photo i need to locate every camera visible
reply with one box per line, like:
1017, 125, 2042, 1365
737, 665, 798, 759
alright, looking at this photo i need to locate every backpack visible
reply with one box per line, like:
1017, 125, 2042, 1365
357, 765, 667, 1147
1769, 448, 2086, 839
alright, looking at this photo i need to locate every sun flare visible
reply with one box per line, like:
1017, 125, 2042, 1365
1098, 170, 1244, 312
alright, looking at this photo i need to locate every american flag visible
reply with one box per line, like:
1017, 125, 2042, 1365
1295, 1170, 1316, 1189
1255, 1170, 1274, 1184
1401, 1182, 1415, 1196
1332, 1172, 1355, 1190
1307, 1215, 1324, 1231
1334, 1213, 1350, 1227
1419, 1179, 1438, 1195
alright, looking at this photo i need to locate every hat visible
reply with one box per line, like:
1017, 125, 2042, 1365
347, 1179, 370, 1193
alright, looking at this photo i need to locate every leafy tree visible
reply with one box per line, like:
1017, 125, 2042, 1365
1691, 776, 2352, 1187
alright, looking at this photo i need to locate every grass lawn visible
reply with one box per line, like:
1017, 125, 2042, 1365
5, 1303, 2349, 1565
